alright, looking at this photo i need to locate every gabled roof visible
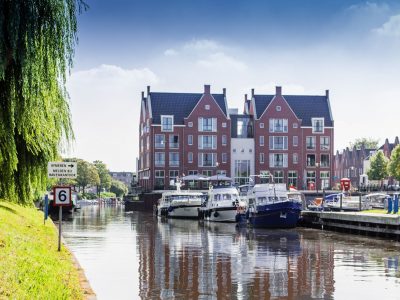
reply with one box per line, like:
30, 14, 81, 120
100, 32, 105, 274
149, 92, 227, 124
253, 94, 333, 126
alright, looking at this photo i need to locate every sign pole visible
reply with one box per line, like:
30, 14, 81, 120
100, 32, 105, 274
58, 206, 62, 251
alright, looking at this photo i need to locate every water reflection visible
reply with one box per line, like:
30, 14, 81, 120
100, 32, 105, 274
63, 206, 400, 300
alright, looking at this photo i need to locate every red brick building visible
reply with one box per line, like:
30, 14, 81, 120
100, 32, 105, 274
138, 85, 230, 190
250, 86, 334, 189
138, 85, 334, 191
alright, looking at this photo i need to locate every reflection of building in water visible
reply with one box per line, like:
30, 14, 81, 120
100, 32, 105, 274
135, 215, 335, 299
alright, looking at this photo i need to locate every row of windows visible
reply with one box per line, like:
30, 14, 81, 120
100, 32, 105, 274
259, 136, 330, 150
259, 153, 330, 168
159, 116, 325, 133
259, 118, 325, 133
154, 152, 228, 167
154, 134, 228, 149
257, 170, 330, 187
161, 116, 227, 132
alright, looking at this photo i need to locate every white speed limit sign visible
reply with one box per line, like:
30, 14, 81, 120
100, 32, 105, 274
53, 186, 71, 206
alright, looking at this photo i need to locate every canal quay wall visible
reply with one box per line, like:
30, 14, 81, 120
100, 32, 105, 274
300, 211, 400, 240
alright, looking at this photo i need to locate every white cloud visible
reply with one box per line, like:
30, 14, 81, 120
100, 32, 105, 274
197, 52, 247, 71
66, 64, 159, 171
164, 48, 178, 56
373, 14, 400, 37
346, 1, 390, 15
183, 39, 221, 52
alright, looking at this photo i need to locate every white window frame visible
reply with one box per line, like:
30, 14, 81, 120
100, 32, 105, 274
306, 136, 316, 150
260, 153, 264, 164
188, 122, 193, 128
155, 134, 165, 149
276, 106, 281, 112
269, 118, 288, 133
293, 136, 298, 147
198, 117, 217, 132
222, 122, 227, 128
312, 118, 324, 134
269, 153, 288, 168
198, 135, 217, 150
222, 153, 228, 163
198, 153, 217, 167
293, 153, 298, 164
188, 152, 193, 163
188, 135, 193, 146
259, 136, 264, 146
320, 154, 330, 167
205, 104, 210, 110
222, 135, 227, 146
154, 152, 165, 167
269, 136, 288, 150
260, 123, 264, 128
169, 152, 179, 167
161, 115, 174, 132
320, 136, 330, 150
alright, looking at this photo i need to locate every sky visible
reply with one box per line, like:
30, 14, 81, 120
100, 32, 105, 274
66, 0, 400, 171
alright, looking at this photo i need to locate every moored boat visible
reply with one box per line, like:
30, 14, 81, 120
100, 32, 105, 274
200, 185, 246, 222
246, 183, 302, 228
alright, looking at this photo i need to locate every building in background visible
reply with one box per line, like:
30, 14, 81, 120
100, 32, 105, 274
334, 137, 399, 188
137, 85, 334, 191
109, 171, 135, 191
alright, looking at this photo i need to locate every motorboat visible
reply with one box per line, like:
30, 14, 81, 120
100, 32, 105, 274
200, 185, 247, 222
246, 183, 302, 228
156, 182, 204, 219
323, 193, 362, 211
362, 193, 389, 210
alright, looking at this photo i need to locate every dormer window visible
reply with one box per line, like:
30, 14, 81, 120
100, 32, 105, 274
161, 115, 174, 132
312, 118, 324, 133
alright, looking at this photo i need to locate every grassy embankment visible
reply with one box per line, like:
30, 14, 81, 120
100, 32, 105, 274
0, 200, 84, 299
363, 209, 400, 214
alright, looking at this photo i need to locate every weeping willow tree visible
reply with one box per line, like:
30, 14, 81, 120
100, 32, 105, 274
0, 0, 87, 204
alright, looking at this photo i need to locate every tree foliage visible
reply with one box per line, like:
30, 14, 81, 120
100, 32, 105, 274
388, 145, 400, 182
349, 137, 379, 150
93, 160, 111, 195
367, 150, 389, 180
76, 159, 99, 196
110, 179, 128, 197
0, 0, 86, 204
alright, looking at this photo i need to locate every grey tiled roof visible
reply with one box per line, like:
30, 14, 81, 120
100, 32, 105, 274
150, 92, 226, 124
253, 95, 333, 126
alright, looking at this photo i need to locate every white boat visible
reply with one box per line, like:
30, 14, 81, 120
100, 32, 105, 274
156, 182, 204, 219
362, 193, 389, 210
200, 185, 246, 222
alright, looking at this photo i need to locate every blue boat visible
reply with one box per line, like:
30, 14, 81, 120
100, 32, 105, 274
246, 183, 302, 228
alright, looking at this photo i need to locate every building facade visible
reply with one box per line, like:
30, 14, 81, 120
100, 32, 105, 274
138, 85, 334, 191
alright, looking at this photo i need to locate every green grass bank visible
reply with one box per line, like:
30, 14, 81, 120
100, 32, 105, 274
0, 201, 86, 299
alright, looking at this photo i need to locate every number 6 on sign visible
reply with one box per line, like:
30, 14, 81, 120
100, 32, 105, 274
53, 186, 71, 206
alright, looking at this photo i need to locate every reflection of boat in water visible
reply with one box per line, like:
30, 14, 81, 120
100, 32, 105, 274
200, 185, 246, 222
246, 183, 302, 228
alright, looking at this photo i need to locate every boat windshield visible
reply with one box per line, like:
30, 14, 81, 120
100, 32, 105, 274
214, 193, 239, 201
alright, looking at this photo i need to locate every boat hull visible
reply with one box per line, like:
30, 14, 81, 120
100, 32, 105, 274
168, 205, 201, 219
248, 201, 302, 228
201, 207, 239, 222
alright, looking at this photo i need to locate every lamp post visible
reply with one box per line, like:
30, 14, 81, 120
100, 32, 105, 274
350, 166, 355, 190
315, 162, 320, 195
216, 162, 219, 186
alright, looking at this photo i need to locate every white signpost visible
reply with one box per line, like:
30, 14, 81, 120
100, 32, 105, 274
53, 186, 72, 251
47, 161, 76, 251
47, 162, 77, 179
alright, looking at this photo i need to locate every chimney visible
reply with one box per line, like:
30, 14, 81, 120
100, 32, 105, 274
251, 88, 255, 97
325, 89, 329, 98
147, 85, 151, 95
223, 88, 226, 96
244, 94, 248, 101
141, 91, 144, 100
204, 84, 211, 94
395, 136, 399, 145
276, 86, 282, 96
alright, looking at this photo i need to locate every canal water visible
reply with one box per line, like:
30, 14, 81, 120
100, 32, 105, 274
62, 205, 400, 300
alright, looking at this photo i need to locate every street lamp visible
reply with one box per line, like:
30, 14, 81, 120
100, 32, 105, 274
315, 162, 320, 195
216, 162, 219, 186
